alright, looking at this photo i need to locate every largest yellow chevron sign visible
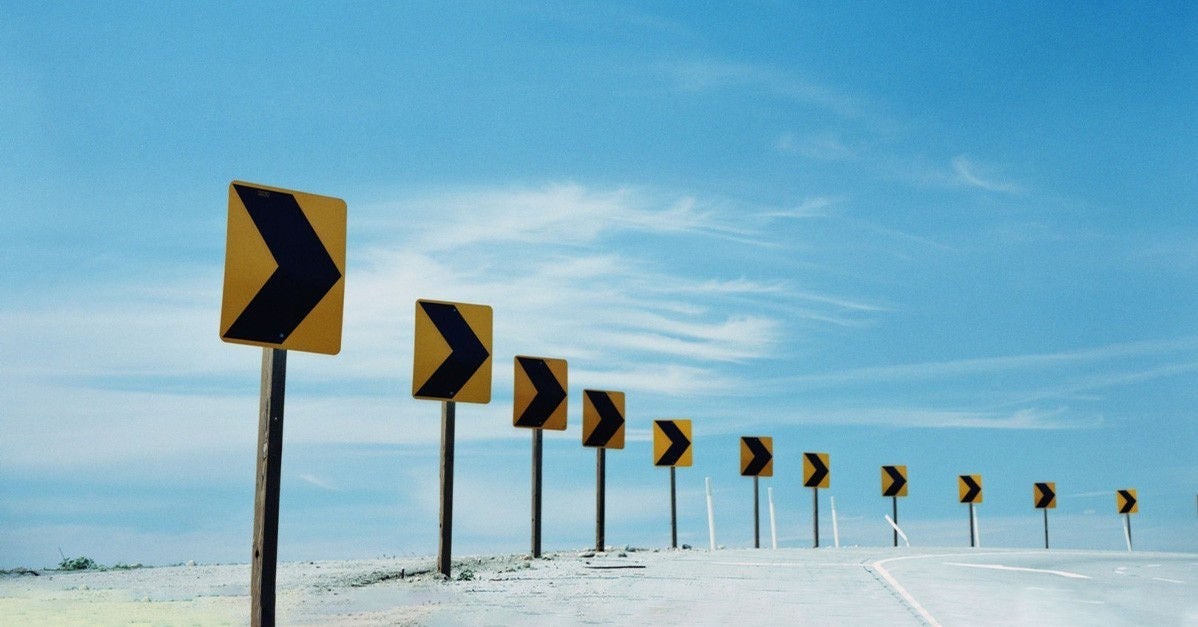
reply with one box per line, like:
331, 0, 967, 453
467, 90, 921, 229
220, 181, 346, 355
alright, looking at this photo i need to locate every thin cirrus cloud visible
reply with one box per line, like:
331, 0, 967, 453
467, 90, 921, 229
776, 132, 858, 161
754, 336, 1198, 430
759, 195, 846, 220
348, 183, 800, 364
768, 406, 1099, 431
371, 183, 766, 253
788, 336, 1198, 388
662, 59, 868, 120
951, 155, 1023, 194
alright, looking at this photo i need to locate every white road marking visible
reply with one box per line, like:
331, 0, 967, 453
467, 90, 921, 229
709, 561, 862, 568
1152, 577, 1185, 584
865, 551, 1081, 626
942, 562, 1091, 579
867, 555, 945, 627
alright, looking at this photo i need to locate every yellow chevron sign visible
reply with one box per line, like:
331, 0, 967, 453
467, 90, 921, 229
513, 356, 567, 430
881, 465, 908, 497
582, 390, 625, 449
1033, 482, 1056, 509
958, 474, 983, 504
652, 419, 693, 467
412, 300, 492, 403
802, 452, 830, 488
739, 436, 772, 477
220, 181, 346, 355
1116, 489, 1138, 514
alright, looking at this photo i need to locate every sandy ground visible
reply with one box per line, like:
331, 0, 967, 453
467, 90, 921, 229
2, 547, 1196, 625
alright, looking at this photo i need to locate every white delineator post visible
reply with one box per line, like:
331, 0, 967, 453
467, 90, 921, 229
831, 496, 840, 549
884, 515, 910, 547
972, 506, 981, 548
705, 477, 717, 552
767, 487, 778, 549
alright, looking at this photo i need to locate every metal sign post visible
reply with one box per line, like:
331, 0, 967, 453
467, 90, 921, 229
251, 348, 286, 627
531, 428, 543, 558
892, 497, 899, 547
438, 401, 456, 578
596, 448, 606, 551
812, 487, 820, 548
753, 476, 760, 548
669, 466, 678, 548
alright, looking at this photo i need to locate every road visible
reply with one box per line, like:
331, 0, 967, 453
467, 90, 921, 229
2, 547, 1195, 625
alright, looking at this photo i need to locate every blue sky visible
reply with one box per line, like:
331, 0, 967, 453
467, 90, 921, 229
2, 2, 1196, 568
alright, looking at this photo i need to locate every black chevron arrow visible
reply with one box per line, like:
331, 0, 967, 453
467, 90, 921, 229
742, 437, 771, 476
515, 357, 566, 428
583, 391, 623, 447
804, 453, 829, 487
654, 420, 691, 466
1034, 483, 1056, 509
1117, 489, 1137, 514
415, 301, 490, 399
883, 465, 907, 497
960, 475, 982, 503
224, 184, 342, 344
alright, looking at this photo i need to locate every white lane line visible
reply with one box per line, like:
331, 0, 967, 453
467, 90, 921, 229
1152, 577, 1184, 584
865, 551, 1054, 627
867, 557, 944, 627
942, 562, 1091, 579
709, 561, 863, 567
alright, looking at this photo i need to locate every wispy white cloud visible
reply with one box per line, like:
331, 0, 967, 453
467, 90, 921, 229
989, 361, 1198, 409
664, 60, 867, 120
297, 474, 338, 491
1066, 491, 1116, 499
760, 196, 845, 220
951, 155, 1023, 194
792, 290, 889, 313
790, 336, 1198, 387
346, 182, 866, 374
878, 153, 1025, 197
776, 132, 857, 161
737, 405, 1102, 431
374, 183, 768, 253
848, 219, 957, 253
